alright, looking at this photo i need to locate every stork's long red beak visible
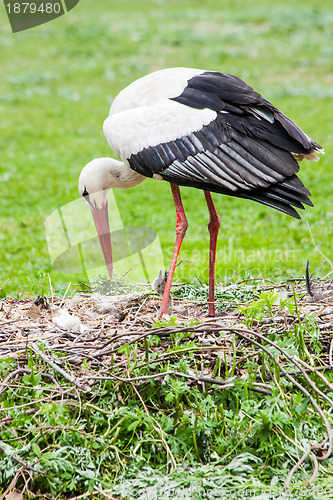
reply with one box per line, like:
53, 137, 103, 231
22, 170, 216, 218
91, 201, 113, 280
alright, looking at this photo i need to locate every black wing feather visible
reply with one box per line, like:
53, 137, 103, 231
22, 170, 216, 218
128, 71, 321, 218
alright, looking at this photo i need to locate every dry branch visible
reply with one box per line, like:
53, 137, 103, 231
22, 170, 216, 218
0, 276, 332, 489
29, 343, 89, 392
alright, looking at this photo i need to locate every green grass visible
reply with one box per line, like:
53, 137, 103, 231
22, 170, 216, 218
1, 6, 333, 494
0, 0, 333, 296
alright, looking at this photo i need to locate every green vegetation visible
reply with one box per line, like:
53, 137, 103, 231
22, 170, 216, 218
1, 0, 333, 498
0, 0, 332, 296
1, 281, 333, 498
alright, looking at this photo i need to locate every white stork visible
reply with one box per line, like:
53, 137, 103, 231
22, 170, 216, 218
78, 67, 323, 316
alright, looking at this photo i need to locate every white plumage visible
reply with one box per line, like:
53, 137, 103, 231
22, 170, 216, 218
109, 67, 203, 113
104, 99, 216, 159
104, 68, 217, 159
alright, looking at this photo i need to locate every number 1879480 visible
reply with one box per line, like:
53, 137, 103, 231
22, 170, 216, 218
5, 3, 62, 14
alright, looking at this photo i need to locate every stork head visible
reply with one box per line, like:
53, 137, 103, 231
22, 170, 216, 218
78, 157, 122, 281
79, 157, 146, 281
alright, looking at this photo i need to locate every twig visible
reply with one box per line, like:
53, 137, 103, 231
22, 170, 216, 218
0, 442, 43, 475
225, 325, 333, 479
290, 357, 333, 409
70, 491, 101, 500
0, 279, 9, 291
0, 317, 25, 327
29, 343, 89, 392
59, 281, 72, 309
306, 452, 319, 486
48, 273, 54, 304
0, 369, 65, 397
79, 371, 272, 395
285, 447, 311, 490
0, 387, 74, 412
0, 368, 31, 396
80, 370, 175, 383
2, 468, 24, 499
93, 487, 118, 500
306, 221, 333, 275
329, 339, 333, 369
296, 357, 333, 393
227, 326, 333, 450
128, 371, 148, 414
223, 266, 254, 286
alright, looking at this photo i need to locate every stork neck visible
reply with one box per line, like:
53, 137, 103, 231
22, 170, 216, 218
105, 158, 146, 189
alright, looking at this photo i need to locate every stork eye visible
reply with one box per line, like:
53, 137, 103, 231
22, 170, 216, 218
82, 187, 92, 206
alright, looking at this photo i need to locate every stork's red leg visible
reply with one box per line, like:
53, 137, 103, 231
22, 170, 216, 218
159, 184, 188, 316
204, 191, 220, 316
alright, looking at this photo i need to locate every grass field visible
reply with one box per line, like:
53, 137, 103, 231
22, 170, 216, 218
1, 3, 333, 497
0, 0, 332, 296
